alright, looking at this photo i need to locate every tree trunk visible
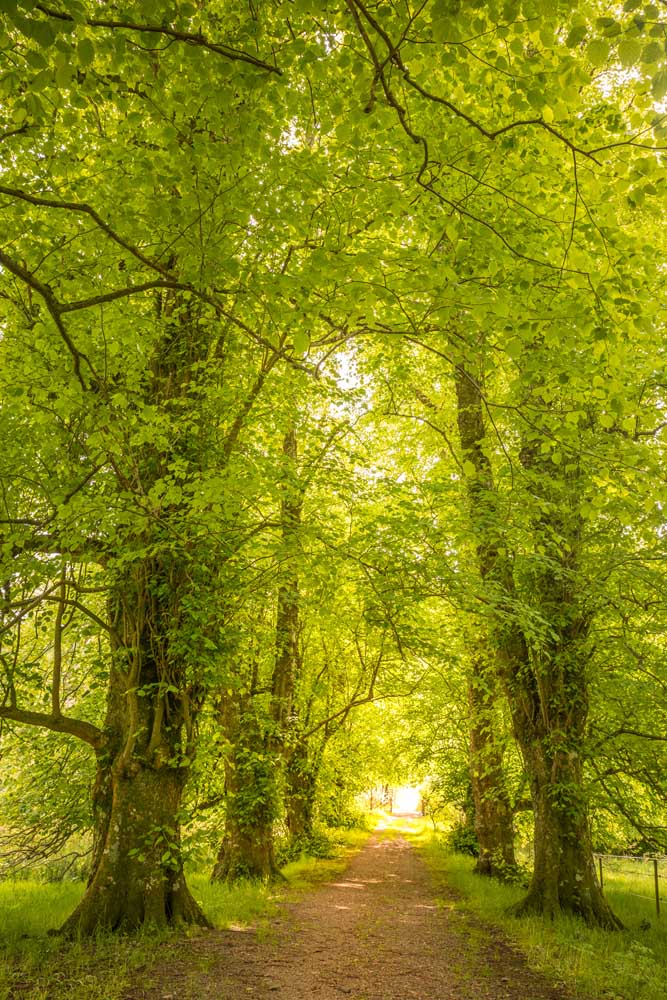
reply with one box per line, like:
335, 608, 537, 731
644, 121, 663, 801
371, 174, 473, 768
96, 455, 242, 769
61, 560, 210, 934
62, 760, 207, 934
271, 424, 302, 741
285, 739, 319, 846
212, 807, 280, 883
454, 361, 621, 927
510, 726, 621, 927
211, 698, 282, 882
212, 426, 303, 881
468, 668, 517, 878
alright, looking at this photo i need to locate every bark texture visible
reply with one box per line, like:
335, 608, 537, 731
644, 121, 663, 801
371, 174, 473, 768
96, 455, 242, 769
468, 667, 517, 878
211, 697, 282, 882
454, 363, 621, 927
60, 559, 210, 935
285, 738, 319, 846
213, 426, 304, 881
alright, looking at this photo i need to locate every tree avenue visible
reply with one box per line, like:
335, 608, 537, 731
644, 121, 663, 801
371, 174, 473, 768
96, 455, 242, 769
0, 0, 666, 939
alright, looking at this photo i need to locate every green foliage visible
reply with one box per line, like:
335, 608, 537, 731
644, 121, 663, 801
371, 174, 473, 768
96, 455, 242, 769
0, 731, 94, 880
275, 825, 350, 866
0, 0, 666, 937
445, 822, 480, 858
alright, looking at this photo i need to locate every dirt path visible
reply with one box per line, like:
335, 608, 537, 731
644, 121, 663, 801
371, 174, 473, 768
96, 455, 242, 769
128, 830, 584, 1000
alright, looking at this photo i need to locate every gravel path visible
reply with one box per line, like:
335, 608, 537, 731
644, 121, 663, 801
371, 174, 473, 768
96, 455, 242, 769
128, 829, 585, 1000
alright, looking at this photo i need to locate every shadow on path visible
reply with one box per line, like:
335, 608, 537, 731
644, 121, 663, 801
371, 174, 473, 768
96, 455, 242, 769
125, 828, 586, 1000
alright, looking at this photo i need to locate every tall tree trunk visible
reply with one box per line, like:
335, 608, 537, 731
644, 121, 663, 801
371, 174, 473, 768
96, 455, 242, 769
213, 425, 303, 881
454, 368, 519, 878
468, 661, 517, 877
271, 425, 302, 742
454, 363, 621, 927
61, 559, 210, 934
285, 738, 320, 846
211, 697, 281, 882
512, 719, 612, 923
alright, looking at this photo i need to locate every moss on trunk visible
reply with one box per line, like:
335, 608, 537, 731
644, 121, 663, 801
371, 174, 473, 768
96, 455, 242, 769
61, 761, 209, 934
61, 558, 210, 934
285, 739, 319, 848
468, 669, 517, 879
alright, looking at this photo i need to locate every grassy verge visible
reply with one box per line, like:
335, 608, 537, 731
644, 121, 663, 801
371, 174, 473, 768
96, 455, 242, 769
418, 836, 667, 1000
0, 826, 369, 1000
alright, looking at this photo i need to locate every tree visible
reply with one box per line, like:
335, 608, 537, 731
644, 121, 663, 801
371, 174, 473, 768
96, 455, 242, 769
0, 1, 290, 931
1, 0, 666, 938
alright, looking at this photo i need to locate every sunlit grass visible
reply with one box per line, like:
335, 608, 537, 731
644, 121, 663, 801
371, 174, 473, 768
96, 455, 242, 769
0, 880, 84, 942
0, 825, 371, 999
188, 873, 277, 929
372, 810, 435, 845
421, 838, 667, 1000
595, 855, 665, 926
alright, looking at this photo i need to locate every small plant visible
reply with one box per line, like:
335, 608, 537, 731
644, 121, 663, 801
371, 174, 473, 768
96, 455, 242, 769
488, 851, 530, 886
445, 821, 479, 857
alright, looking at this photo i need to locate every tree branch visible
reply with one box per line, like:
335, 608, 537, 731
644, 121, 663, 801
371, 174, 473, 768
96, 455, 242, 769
0, 705, 103, 748
34, 5, 281, 74
0, 183, 168, 276
0, 249, 93, 387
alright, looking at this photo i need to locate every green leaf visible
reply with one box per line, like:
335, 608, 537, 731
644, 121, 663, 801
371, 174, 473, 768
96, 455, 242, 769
566, 25, 588, 48
641, 41, 663, 64
55, 63, 71, 89
25, 49, 47, 70
586, 39, 610, 66
77, 38, 95, 67
651, 70, 667, 100
617, 38, 642, 67
293, 330, 310, 355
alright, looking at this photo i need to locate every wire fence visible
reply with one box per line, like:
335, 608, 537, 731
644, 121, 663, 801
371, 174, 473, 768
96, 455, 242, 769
594, 853, 666, 917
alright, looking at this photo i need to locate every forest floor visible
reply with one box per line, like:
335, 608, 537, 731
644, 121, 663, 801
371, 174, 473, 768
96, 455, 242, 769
123, 818, 586, 1000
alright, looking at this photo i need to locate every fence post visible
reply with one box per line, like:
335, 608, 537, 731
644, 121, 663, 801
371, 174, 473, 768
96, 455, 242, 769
598, 856, 604, 894
654, 859, 660, 917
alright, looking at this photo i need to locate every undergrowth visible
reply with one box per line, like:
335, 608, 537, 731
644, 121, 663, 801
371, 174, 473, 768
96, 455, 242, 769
0, 826, 369, 1000
420, 836, 667, 1000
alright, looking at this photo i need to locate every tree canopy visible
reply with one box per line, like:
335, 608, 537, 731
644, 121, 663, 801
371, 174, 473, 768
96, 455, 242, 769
0, 0, 666, 933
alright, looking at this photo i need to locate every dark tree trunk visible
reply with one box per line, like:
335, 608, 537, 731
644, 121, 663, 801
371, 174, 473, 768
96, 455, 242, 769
61, 560, 210, 934
211, 698, 282, 882
271, 425, 302, 741
285, 739, 319, 846
503, 634, 622, 928
213, 426, 304, 882
468, 668, 517, 878
212, 808, 280, 883
510, 736, 615, 924
62, 760, 207, 933
454, 362, 621, 927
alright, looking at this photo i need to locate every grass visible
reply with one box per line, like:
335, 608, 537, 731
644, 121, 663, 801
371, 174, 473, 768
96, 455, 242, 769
0, 879, 173, 1000
0, 826, 370, 1000
417, 835, 667, 1000
9, 817, 663, 1000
